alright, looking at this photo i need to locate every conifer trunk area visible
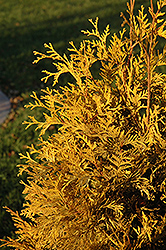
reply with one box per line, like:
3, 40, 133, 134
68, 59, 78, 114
1, 0, 166, 249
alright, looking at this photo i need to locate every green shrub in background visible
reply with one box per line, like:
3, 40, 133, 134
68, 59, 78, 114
0, 97, 52, 238
1, 0, 166, 249
0, 94, 58, 250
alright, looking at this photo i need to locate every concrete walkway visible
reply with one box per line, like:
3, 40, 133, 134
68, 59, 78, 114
0, 91, 11, 124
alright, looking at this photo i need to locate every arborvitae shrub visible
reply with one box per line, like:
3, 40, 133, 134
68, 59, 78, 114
1, 0, 166, 249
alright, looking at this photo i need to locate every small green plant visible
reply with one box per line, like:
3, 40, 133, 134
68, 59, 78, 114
1, 0, 166, 249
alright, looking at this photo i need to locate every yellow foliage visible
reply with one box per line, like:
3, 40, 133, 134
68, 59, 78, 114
1, 0, 166, 249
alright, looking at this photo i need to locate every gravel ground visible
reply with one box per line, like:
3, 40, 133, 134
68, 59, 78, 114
0, 90, 11, 124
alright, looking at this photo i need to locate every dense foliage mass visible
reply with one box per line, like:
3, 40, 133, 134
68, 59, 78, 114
1, 0, 166, 249
0, 0, 128, 244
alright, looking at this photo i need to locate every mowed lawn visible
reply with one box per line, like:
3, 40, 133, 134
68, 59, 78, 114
0, 0, 127, 95
0, 0, 153, 95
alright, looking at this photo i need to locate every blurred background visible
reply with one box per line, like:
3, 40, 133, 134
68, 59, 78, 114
0, 0, 163, 248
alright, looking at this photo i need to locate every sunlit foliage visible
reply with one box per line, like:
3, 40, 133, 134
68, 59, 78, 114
1, 0, 166, 249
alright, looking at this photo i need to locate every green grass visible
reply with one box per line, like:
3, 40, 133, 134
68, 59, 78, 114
0, 0, 164, 247
0, 0, 159, 95
0, 0, 128, 95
